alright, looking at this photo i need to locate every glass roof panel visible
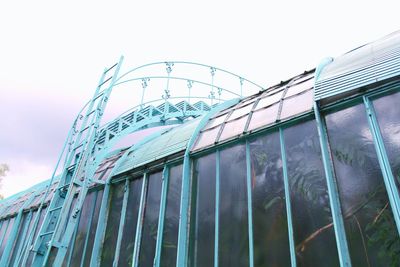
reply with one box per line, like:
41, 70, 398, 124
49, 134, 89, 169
280, 90, 313, 120
204, 113, 229, 130
228, 103, 254, 121
219, 116, 248, 141
256, 90, 284, 110
247, 103, 280, 132
285, 77, 314, 98
192, 126, 220, 151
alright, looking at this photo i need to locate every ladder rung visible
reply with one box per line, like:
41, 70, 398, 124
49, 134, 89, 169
80, 125, 90, 134
104, 63, 118, 74
58, 183, 71, 190
73, 142, 84, 151
73, 180, 83, 187
40, 230, 54, 237
98, 76, 112, 88
93, 92, 104, 102
49, 206, 63, 213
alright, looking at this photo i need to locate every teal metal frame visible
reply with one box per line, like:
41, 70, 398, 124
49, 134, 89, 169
279, 128, 297, 267
245, 141, 254, 267
132, 173, 148, 267
363, 96, 400, 234
313, 101, 352, 267
154, 165, 169, 267
214, 150, 220, 267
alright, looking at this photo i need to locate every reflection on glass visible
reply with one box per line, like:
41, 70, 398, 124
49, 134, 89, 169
70, 192, 96, 266
189, 154, 216, 267
100, 183, 125, 266
219, 144, 249, 267
0, 217, 15, 258
160, 165, 183, 267
82, 190, 103, 266
326, 104, 399, 267
139, 172, 163, 266
118, 177, 143, 267
284, 121, 339, 267
247, 103, 279, 132
193, 127, 220, 151
250, 132, 291, 267
373, 92, 400, 193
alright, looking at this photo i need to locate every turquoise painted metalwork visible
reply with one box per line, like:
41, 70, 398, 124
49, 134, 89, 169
279, 128, 297, 267
176, 98, 240, 267
154, 165, 170, 267
363, 96, 400, 235
113, 179, 131, 267
245, 141, 254, 267
314, 57, 334, 83
13, 211, 33, 267
313, 102, 352, 267
214, 150, 220, 267
132, 173, 148, 267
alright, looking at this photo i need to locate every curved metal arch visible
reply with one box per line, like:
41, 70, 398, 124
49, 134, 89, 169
115, 61, 265, 90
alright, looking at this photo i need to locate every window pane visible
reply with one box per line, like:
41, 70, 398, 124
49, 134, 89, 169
280, 90, 313, 120
219, 144, 249, 267
250, 132, 291, 267
70, 192, 96, 266
247, 103, 279, 132
284, 121, 339, 267
139, 172, 163, 266
373, 91, 400, 193
326, 104, 399, 267
189, 154, 216, 267
219, 117, 248, 141
118, 177, 143, 267
0, 217, 15, 258
100, 182, 125, 266
82, 190, 104, 266
160, 165, 183, 267
192, 127, 220, 151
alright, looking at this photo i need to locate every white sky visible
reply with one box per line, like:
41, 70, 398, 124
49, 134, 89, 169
1, 0, 399, 198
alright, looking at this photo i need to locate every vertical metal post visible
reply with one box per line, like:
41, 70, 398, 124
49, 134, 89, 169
279, 128, 297, 267
154, 165, 170, 267
245, 141, 254, 267
363, 96, 400, 234
314, 102, 352, 267
113, 179, 131, 267
0, 220, 10, 250
132, 173, 148, 267
214, 150, 220, 267
67, 215, 79, 267
90, 183, 112, 267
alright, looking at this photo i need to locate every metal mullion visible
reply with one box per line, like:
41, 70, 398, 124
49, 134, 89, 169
279, 128, 297, 267
314, 102, 352, 267
113, 179, 131, 267
132, 173, 149, 267
154, 165, 170, 267
0, 219, 10, 248
89, 180, 113, 267
12, 211, 32, 266
363, 96, 400, 234
79, 190, 101, 267
214, 150, 220, 267
245, 141, 254, 267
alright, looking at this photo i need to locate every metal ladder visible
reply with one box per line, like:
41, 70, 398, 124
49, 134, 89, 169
30, 56, 124, 267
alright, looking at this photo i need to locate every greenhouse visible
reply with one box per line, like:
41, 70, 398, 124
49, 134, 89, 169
0, 31, 399, 267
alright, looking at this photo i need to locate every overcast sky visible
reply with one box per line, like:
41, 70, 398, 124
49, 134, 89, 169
1, 1, 399, 198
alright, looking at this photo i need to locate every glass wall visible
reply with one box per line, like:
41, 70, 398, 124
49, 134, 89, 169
326, 103, 399, 267
138, 172, 163, 266
250, 132, 290, 267
118, 177, 143, 267
189, 154, 216, 267
284, 121, 339, 266
160, 165, 183, 267
100, 182, 125, 266
373, 91, 400, 194
219, 144, 249, 267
